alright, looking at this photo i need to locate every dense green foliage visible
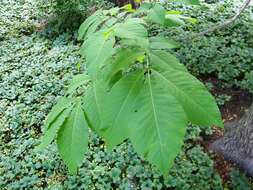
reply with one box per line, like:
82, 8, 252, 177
157, 0, 253, 94
37, 0, 114, 33
1, 0, 253, 189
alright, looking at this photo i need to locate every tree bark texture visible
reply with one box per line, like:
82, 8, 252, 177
211, 103, 253, 176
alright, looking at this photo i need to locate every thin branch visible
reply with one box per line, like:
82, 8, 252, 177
197, 0, 252, 36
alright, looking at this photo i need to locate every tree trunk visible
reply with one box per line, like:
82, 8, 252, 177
211, 103, 253, 176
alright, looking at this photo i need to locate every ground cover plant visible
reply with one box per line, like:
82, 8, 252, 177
0, 0, 253, 189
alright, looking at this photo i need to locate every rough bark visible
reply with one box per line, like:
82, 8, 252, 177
211, 103, 253, 176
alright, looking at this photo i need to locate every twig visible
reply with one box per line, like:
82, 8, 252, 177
197, 0, 252, 36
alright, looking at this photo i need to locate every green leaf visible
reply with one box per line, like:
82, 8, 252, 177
85, 16, 110, 39
44, 97, 73, 130
100, 71, 144, 150
36, 107, 72, 151
115, 18, 148, 40
78, 10, 103, 41
166, 14, 197, 25
149, 50, 187, 72
81, 32, 115, 77
150, 36, 180, 50
169, 0, 200, 5
120, 38, 149, 49
165, 14, 185, 27
66, 74, 90, 95
129, 73, 187, 175
152, 68, 223, 127
147, 4, 166, 26
83, 80, 107, 133
57, 102, 89, 174
107, 48, 145, 79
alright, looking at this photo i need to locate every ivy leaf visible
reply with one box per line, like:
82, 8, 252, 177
150, 36, 180, 50
100, 71, 144, 150
57, 102, 89, 175
152, 68, 223, 127
129, 73, 187, 175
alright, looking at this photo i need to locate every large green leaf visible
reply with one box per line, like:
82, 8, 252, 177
83, 80, 107, 133
66, 74, 90, 95
152, 68, 223, 127
36, 107, 72, 151
57, 102, 89, 174
78, 10, 103, 41
100, 71, 144, 150
115, 18, 148, 40
44, 97, 73, 130
164, 14, 185, 27
107, 48, 145, 79
85, 16, 110, 39
147, 4, 166, 26
150, 36, 180, 50
81, 32, 115, 76
149, 50, 187, 72
169, 0, 200, 5
129, 73, 187, 175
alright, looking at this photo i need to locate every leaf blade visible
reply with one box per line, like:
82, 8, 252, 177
57, 102, 89, 174
129, 74, 188, 175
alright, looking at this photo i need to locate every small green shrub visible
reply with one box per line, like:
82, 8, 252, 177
229, 169, 252, 190
37, 0, 114, 34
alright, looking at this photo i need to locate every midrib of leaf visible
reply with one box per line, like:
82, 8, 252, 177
111, 72, 143, 129
152, 69, 214, 123
93, 83, 103, 128
70, 106, 79, 163
147, 61, 163, 158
